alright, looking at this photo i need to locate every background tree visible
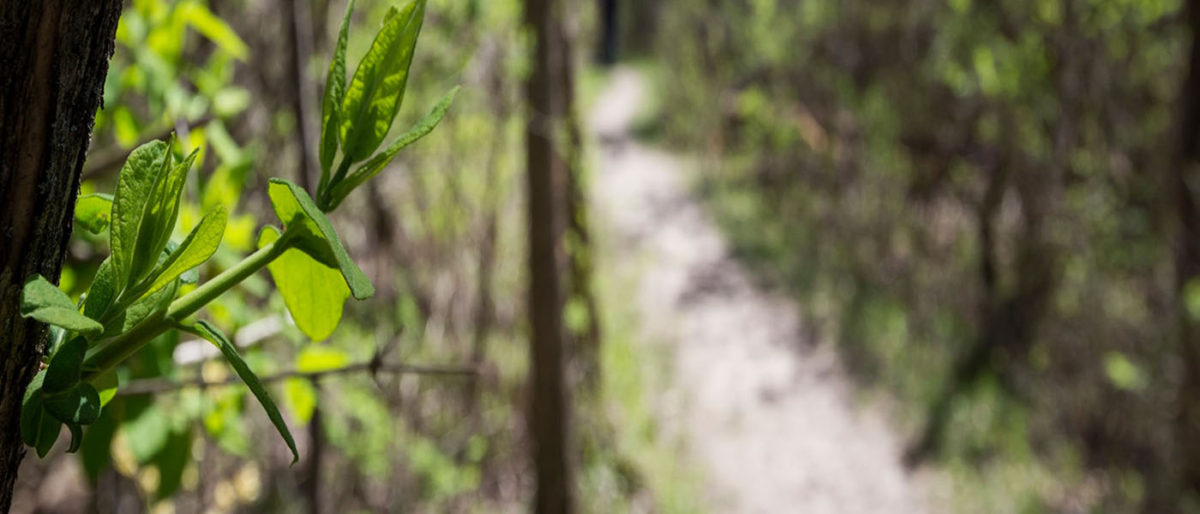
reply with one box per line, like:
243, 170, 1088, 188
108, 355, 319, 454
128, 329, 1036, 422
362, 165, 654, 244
524, 0, 576, 510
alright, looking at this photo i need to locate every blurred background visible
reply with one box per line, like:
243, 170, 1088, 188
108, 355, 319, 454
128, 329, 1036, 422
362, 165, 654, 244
12, 0, 1200, 512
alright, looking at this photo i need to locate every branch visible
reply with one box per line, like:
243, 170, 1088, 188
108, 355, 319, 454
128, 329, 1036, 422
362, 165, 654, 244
115, 360, 479, 397
82, 115, 215, 179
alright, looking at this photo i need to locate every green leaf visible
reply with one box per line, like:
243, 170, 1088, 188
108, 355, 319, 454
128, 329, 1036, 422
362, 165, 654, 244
152, 426, 193, 499
145, 205, 227, 297
44, 383, 101, 426
79, 404, 117, 482
338, 0, 427, 162
283, 377, 317, 425
132, 147, 198, 289
296, 346, 350, 373
327, 86, 459, 209
94, 369, 119, 408
111, 140, 170, 290
82, 259, 117, 322
75, 194, 114, 234
66, 422, 84, 453
21, 372, 62, 458
124, 406, 170, 463
109, 280, 178, 337
259, 226, 349, 341
21, 276, 103, 336
320, 0, 357, 180
88, 258, 178, 338
34, 411, 61, 458
179, 1, 249, 59
44, 336, 87, 394
267, 178, 374, 299
20, 371, 46, 446
193, 320, 299, 464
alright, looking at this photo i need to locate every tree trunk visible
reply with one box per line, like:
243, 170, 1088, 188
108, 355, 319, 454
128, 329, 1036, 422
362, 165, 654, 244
0, 0, 124, 509
523, 0, 576, 510
283, 0, 318, 191
597, 0, 618, 64
1174, 0, 1200, 505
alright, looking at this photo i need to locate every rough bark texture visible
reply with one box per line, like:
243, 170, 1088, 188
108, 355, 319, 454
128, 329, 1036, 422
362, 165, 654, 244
0, 0, 124, 509
524, 0, 576, 511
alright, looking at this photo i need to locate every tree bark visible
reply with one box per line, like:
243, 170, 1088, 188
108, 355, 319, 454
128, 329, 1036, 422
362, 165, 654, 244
523, 0, 576, 510
0, 0, 124, 509
597, 0, 618, 64
1174, 0, 1200, 505
283, 0, 319, 191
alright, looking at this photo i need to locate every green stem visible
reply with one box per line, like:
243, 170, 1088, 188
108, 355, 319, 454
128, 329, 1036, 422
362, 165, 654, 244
322, 158, 353, 209
82, 226, 296, 381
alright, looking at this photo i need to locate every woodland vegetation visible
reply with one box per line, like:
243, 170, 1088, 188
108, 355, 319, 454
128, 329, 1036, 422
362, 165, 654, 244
2, 0, 1200, 512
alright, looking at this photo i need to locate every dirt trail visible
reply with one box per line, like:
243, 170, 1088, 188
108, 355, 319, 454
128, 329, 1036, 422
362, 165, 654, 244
590, 68, 927, 514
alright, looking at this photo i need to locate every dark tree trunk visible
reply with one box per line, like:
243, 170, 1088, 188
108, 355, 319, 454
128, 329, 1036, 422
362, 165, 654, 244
283, 0, 318, 191
1174, 0, 1200, 505
597, 0, 618, 64
524, 0, 576, 510
0, 0, 125, 509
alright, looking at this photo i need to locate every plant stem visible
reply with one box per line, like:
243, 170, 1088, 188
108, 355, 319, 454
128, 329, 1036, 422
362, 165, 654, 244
82, 226, 296, 381
321, 158, 353, 209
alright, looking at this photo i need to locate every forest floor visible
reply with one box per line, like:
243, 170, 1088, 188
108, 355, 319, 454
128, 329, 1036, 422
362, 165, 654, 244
589, 67, 930, 513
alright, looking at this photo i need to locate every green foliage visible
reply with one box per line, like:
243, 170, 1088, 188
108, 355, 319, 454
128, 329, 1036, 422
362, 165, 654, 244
74, 194, 114, 234
18, 0, 454, 461
320, 0, 357, 177
331, 86, 460, 204
654, 0, 1191, 509
260, 225, 349, 342
21, 276, 102, 336
267, 178, 374, 299
315, 0, 458, 211
339, 0, 427, 162
191, 320, 299, 463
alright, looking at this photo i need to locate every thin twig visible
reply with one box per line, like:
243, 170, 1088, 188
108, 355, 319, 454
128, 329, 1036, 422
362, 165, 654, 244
115, 361, 478, 396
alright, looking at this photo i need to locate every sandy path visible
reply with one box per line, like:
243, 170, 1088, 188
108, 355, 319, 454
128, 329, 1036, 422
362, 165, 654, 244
590, 67, 927, 514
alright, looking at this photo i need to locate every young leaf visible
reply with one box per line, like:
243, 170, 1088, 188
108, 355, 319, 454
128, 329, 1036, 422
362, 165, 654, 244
327, 86, 459, 208
267, 178, 374, 299
320, 0, 357, 179
20, 372, 61, 458
75, 194, 114, 234
44, 336, 87, 395
82, 259, 116, 321
65, 422, 84, 453
111, 140, 170, 289
87, 261, 178, 339
94, 368, 119, 408
144, 205, 227, 297
338, 0, 427, 162
33, 409, 61, 458
132, 148, 198, 288
104, 279, 178, 337
259, 226, 349, 341
44, 383, 102, 426
21, 276, 103, 336
20, 371, 46, 446
193, 320, 299, 464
